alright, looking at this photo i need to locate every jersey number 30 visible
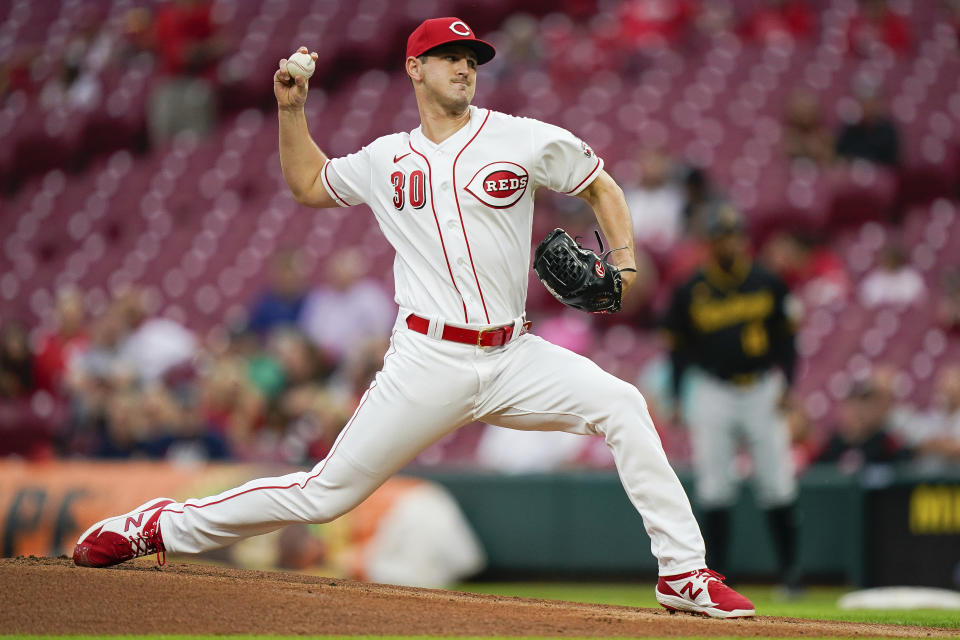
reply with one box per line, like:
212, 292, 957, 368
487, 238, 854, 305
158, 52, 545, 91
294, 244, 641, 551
391, 170, 426, 211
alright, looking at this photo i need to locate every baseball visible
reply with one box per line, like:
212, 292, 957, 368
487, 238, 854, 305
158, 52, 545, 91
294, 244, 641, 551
286, 51, 315, 79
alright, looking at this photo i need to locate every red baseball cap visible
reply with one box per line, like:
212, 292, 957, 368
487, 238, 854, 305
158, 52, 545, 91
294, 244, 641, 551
406, 17, 496, 65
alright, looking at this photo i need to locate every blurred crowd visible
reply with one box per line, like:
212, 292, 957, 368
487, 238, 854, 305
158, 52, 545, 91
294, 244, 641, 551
0, 247, 395, 465
1, 0, 230, 192
2, 0, 960, 478
489, 0, 932, 82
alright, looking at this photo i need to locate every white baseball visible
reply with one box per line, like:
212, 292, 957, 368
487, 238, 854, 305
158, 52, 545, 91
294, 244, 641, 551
286, 51, 315, 79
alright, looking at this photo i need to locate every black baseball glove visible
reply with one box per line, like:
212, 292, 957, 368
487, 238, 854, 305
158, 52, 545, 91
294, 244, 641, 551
533, 228, 634, 314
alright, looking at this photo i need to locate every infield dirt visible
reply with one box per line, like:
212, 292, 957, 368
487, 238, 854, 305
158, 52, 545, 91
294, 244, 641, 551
1, 556, 953, 637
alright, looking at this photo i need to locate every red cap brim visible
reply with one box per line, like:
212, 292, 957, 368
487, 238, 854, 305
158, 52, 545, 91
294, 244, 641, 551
417, 39, 496, 65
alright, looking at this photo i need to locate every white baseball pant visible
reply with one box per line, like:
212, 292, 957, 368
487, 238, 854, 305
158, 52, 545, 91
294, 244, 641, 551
159, 320, 707, 575
684, 369, 797, 509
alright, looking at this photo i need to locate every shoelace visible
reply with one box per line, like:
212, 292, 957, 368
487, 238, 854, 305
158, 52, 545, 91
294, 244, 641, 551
126, 528, 166, 566
697, 569, 726, 583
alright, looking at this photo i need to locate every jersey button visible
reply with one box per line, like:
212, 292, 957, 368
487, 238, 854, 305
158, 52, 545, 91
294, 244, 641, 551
447, 220, 457, 229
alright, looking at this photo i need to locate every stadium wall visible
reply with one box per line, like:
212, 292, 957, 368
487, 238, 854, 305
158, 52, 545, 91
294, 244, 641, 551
1, 461, 957, 587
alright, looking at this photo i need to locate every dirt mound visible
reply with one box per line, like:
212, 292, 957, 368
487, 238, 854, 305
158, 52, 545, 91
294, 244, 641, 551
1, 556, 951, 637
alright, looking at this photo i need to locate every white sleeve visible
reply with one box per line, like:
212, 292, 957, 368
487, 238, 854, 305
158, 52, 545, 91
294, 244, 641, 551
321, 146, 372, 207
530, 120, 604, 195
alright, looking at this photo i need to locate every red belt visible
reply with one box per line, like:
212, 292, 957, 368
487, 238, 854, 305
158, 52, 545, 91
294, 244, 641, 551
406, 314, 531, 347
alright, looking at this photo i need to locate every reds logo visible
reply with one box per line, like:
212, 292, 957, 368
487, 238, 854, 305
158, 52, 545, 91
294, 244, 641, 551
464, 162, 530, 209
449, 21, 471, 36
594, 260, 605, 277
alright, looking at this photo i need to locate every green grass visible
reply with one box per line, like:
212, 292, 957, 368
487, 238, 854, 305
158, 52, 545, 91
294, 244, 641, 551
458, 582, 960, 629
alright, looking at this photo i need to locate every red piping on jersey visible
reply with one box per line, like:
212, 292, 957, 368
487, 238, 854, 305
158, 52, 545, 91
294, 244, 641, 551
162, 331, 400, 516
563, 156, 602, 194
452, 109, 492, 324
408, 141, 469, 323
322, 161, 350, 206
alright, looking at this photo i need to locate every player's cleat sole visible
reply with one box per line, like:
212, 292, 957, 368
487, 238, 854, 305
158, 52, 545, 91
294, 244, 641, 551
655, 592, 755, 618
74, 497, 175, 568
655, 568, 755, 619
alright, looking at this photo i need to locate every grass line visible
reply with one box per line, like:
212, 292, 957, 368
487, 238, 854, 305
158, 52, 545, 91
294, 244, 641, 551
457, 583, 960, 629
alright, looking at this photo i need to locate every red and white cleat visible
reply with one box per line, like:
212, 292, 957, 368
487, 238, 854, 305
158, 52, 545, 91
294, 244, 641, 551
73, 498, 175, 568
656, 568, 755, 618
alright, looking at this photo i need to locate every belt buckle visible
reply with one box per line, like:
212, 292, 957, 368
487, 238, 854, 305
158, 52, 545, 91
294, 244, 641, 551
476, 326, 492, 347
477, 325, 509, 347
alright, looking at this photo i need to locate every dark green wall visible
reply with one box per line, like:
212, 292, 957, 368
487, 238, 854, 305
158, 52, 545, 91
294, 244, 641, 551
414, 466, 959, 585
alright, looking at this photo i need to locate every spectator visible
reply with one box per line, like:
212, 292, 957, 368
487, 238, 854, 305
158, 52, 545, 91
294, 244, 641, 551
936, 267, 960, 334
268, 329, 326, 390
0, 321, 35, 399
115, 287, 197, 384
623, 148, 686, 252
145, 385, 230, 462
816, 379, 911, 471
95, 389, 153, 458
63, 306, 136, 453
328, 335, 391, 402
299, 248, 396, 364
835, 79, 900, 167
34, 286, 90, 395
227, 325, 286, 400
67, 306, 134, 393
147, 0, 226, 143
681, 166, 723, 237
782, 90, 834, 166
199, 355, 264, 454
859, 241, 926, 308
39, 56, 102, 114
649, 167, 722, 302
489, 13, 544, 80
40, 8, 119, 114
739, 0, 816, 46
762, 230, 851, 307
248, 249, 309, 336
121, 6, 156, 57
616, 0, 699, 50
846, 0, 912, 57
911, 365, 960, 468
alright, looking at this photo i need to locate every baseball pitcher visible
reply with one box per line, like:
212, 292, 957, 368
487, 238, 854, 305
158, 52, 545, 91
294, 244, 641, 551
74, 17, 754, 618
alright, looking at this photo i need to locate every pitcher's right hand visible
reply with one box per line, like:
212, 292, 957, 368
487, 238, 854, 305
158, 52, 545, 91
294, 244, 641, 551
275, 46, 318, 111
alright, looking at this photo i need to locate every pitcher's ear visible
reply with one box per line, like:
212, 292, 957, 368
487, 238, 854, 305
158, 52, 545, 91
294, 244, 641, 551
406, 56, 422, 81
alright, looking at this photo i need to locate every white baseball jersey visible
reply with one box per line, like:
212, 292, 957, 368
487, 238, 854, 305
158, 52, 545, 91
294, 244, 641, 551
321, 105, 603, 325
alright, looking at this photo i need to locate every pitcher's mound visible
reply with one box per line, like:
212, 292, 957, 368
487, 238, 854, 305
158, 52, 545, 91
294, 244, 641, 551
0, 556, 950, 637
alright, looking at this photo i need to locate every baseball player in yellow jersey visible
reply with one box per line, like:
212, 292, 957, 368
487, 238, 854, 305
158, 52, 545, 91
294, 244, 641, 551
663, 202, 801, 592
74, 17, 754, 618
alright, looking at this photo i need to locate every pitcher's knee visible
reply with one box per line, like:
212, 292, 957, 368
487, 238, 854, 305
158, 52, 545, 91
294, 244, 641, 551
587, 380, 653, 432
601, 380, 649, 417
301, 485, 365, 523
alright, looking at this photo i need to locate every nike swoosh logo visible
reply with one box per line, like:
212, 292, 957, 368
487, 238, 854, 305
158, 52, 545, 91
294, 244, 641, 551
393, 153, 411, 163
